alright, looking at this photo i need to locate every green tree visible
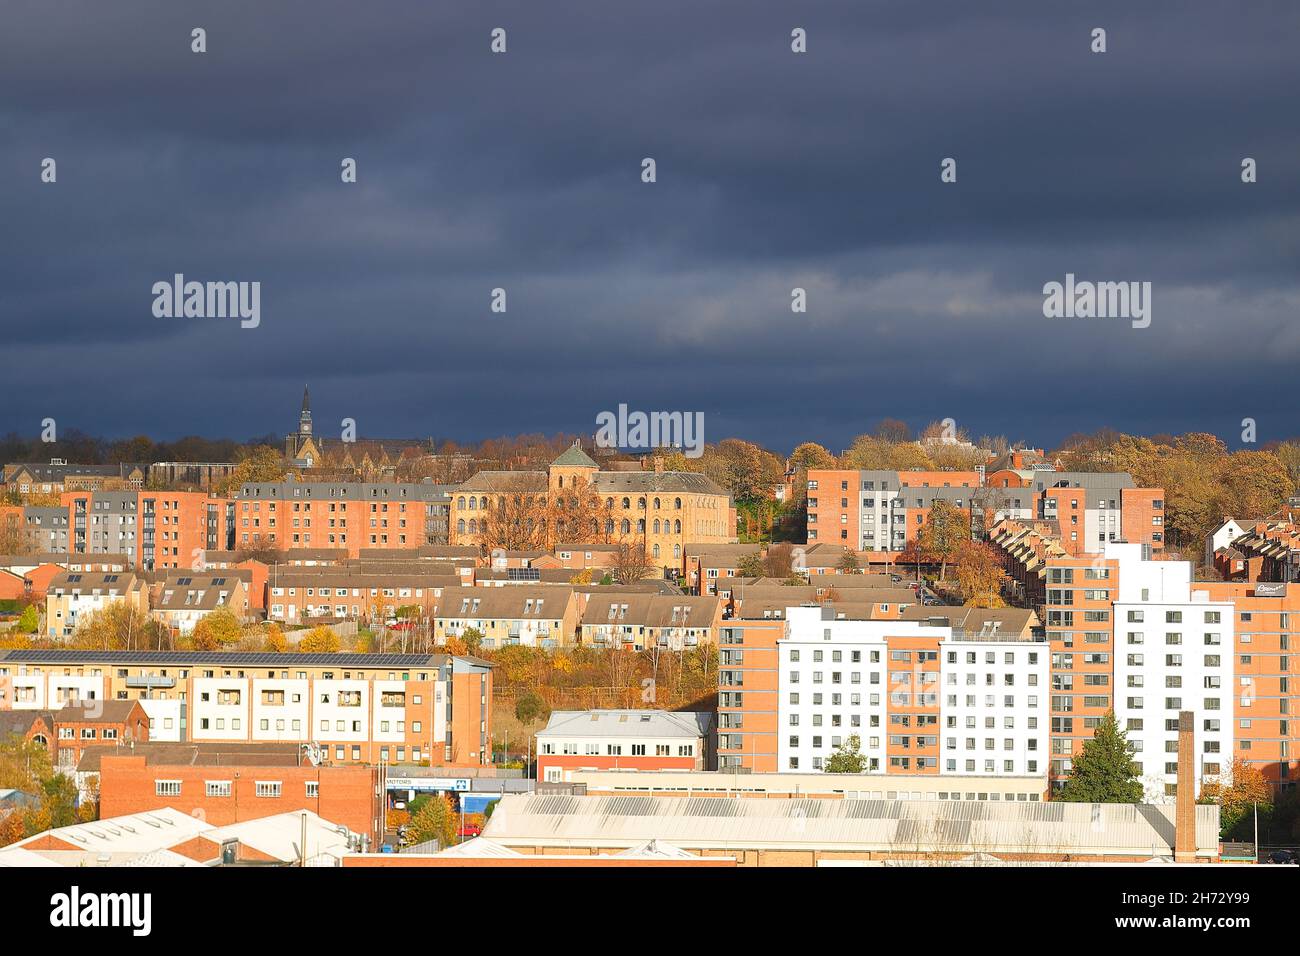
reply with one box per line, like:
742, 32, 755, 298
460, 626, 485, 655
514, 690, 550, 726
15, 605, 38, 634
1055, 711, 1143, 803
823, 734, 868, 773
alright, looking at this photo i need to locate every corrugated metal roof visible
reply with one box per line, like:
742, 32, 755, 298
483, 794, 1220, 857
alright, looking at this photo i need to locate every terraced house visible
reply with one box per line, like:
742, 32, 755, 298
579, 593, 723, 650
432, 586, 580, 649
44, 570, 149, 639
0, 650, 494, 766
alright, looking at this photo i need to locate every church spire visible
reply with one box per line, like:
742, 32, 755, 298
299, 385, 312, 436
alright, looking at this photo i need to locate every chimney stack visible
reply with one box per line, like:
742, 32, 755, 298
1174, 710, 1197, 863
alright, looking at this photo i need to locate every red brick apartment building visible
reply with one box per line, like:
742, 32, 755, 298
990, 528, 1300, 793
61, 490, 236, 570
806, 467, 1162, 560
234, 480, 451, 558
52, 700, 150, 771
717, 619, 783, 771
87, 742, 382, 844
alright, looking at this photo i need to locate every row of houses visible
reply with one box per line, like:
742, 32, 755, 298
0, 650, 495, 767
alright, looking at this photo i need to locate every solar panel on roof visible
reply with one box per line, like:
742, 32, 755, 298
0, 648, 442, 665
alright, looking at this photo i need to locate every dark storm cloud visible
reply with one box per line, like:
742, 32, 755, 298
1, 0, 1297, 452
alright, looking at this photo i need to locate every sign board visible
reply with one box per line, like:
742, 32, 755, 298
386, 777, 470, 792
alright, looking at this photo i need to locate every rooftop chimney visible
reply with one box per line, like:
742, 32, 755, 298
1174, 710, 1197, 863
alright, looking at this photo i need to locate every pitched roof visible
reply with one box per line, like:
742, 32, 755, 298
55, 700, 145, 724
78, 741, 308, 773
482, 794, 1220, 858
432, 586, 576, 619
552, 442, 599, 469
581, 593, 721, 629
538, 710, 712, 740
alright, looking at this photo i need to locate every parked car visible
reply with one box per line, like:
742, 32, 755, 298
1267, 849, 1296, 864
459, 823, 483, 838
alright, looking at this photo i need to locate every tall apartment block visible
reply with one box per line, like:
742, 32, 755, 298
61, 490, 237, 570
720, 608, 1048, 778
806, 468, 1163, 557
235, 480, 453, 556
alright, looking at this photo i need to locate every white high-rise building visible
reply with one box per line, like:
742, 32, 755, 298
777, 607, 1048, 776
1107, 542, 1234, 801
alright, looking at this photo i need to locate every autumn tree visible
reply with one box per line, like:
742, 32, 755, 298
189, 607, 242, 651
406, 793, 458, 848
736, 551, 766, 579
0, 513, 37, 555
1199, 757, 1273, 838
952, 540, 1006, 607
873, 418, 912, 443
764, 542, 797, 579
841, 434, 933, 471
263, 622, 287, 653
219, 444, 287, 497
836, 549, 860, 573
477, 490, 549, 554
917, 500, 970, 581
612, 541, 655, 584
71, 601, 161, 651
298, 625, 341, 654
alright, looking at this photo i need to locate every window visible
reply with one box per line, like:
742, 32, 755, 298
206, 780, 232, 797
156, 780, 182, 797
255, 781, 283, 798
305, 781, 319, 798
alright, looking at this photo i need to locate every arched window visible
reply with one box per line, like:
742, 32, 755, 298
606, 497, 615, 509
652, 544, 661, 559
622, 497, 630, 509
638, 497, 646, 510
468, 519, 477, 534
674, 497, 682, 509
480, 496, 488, 509
457, 519, 466, 534
620, 519, 631, 534
558, 475, 564, 488
467, 497, 476, 510
673, 544, 681, 559
606, 519, 615, 535
457, 496, 465, 509
653, 497, 661, 509
674, 519, 682, 533
637, 519, 645, 533
653, 519, 661, 533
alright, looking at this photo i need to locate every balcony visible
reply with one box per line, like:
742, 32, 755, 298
125, 675, 176, 689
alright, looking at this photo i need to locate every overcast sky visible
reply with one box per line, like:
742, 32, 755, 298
2, 0, 1297, 454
